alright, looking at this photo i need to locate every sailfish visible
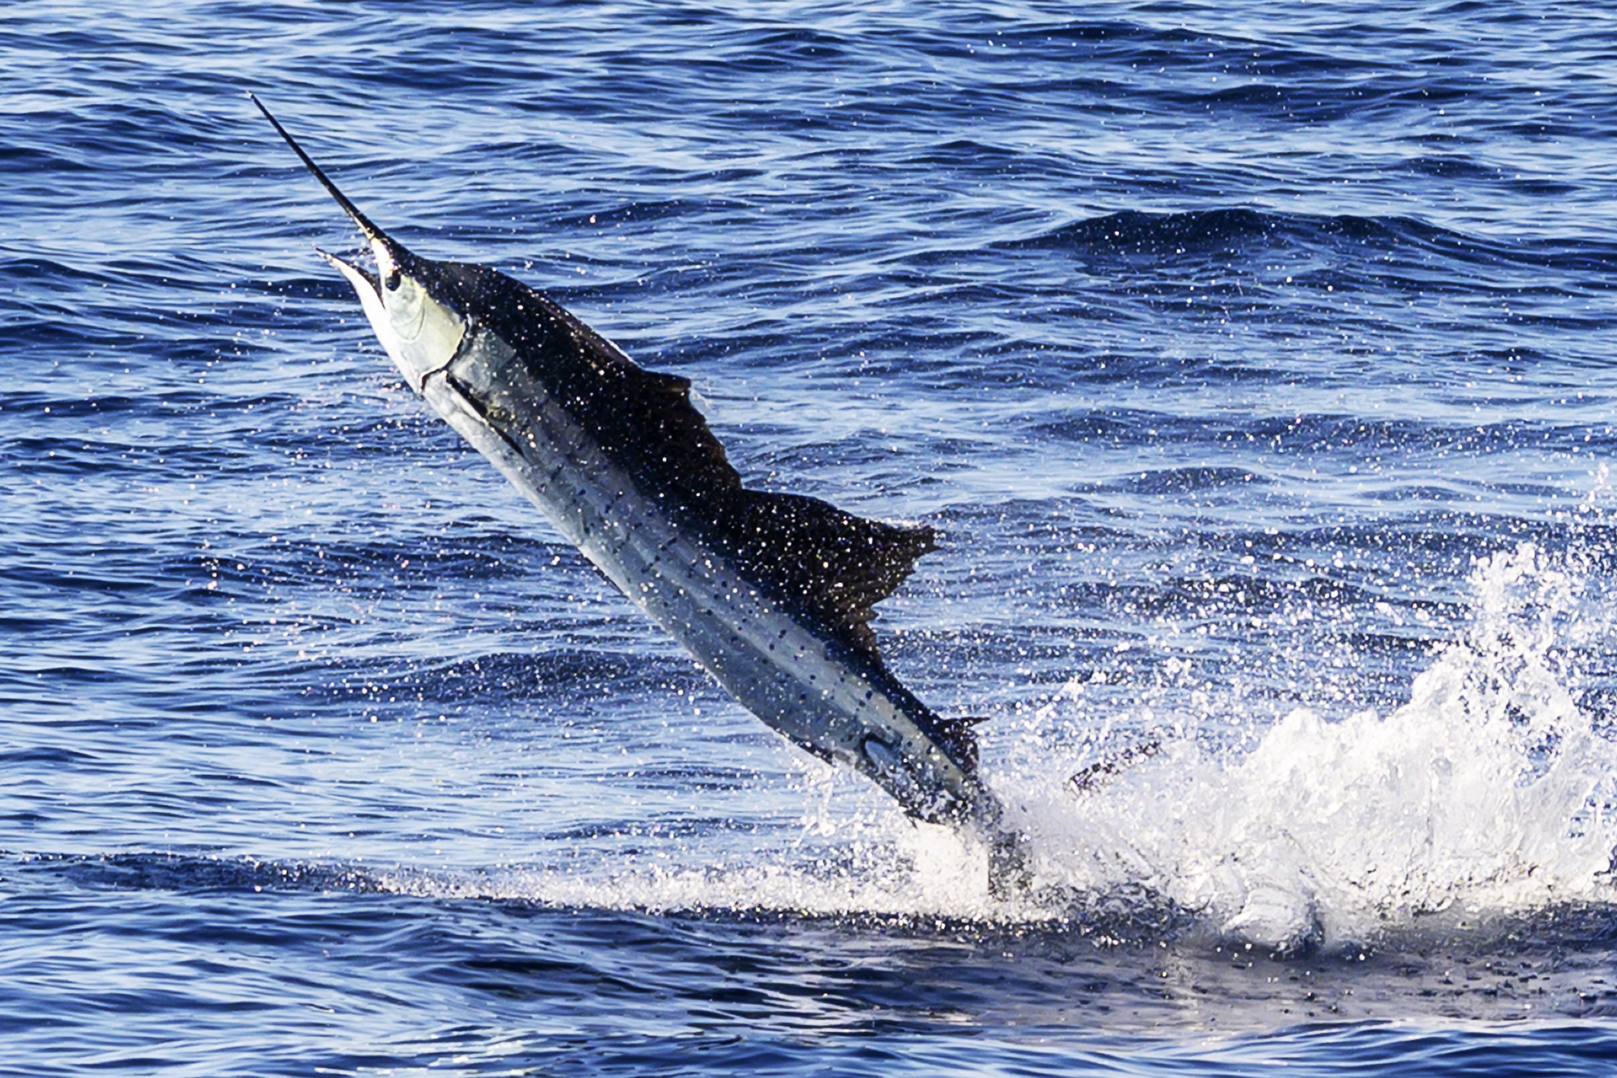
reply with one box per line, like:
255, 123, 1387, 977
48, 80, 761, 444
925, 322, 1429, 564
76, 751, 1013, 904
252, 96, 1026, 885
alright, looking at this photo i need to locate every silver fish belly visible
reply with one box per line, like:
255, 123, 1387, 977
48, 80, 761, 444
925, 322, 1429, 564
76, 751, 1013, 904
427, 322, 990, 825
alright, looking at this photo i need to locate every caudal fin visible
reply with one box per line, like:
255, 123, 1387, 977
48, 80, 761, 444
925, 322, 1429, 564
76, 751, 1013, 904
1070, 739, 1162, 794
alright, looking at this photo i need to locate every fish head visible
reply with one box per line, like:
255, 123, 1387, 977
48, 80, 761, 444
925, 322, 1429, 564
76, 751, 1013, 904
253, 95, 472, 391
317, 238, 470, 392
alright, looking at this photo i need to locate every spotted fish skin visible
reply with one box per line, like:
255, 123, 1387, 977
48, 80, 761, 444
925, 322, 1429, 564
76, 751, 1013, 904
252, 96, 1021, 868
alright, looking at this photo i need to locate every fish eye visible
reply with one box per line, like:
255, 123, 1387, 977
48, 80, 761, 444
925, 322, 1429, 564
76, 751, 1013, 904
384, 269, 401, 291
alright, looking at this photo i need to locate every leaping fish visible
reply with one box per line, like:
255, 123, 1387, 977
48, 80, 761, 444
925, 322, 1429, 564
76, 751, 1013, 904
252, 96, 1026, 885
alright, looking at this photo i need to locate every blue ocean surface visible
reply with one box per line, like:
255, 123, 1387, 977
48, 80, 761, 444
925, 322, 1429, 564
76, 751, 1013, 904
7, 1, 1617, 1073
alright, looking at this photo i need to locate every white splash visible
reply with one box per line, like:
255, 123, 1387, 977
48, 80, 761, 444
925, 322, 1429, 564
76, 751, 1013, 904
1017, 541, 1617, 950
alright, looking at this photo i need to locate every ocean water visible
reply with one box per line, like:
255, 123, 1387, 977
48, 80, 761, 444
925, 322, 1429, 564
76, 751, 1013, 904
7, 0, 1617, 1073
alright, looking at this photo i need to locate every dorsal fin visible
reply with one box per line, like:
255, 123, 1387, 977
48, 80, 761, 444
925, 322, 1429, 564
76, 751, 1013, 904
479, 268, 936, 657
930, 715, 988, 772
476, 276, 746, 502
722, 490, 937, 655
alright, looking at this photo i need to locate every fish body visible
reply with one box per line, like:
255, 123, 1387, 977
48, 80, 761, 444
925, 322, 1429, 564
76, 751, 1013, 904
253, 97, 1020, 867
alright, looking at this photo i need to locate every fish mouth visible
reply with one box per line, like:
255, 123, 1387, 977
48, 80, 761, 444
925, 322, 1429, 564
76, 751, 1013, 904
252, 93, 409, 302
315, 245, 382, 300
